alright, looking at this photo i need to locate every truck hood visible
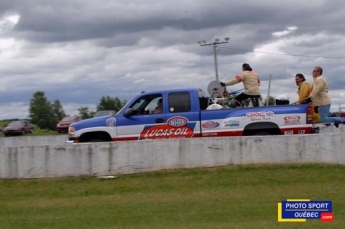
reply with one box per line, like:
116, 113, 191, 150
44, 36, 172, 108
70, 115, 116, 130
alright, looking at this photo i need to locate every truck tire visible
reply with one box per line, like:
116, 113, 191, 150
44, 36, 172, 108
79, 131, 112, 143
243, 122, 281, 136
254, 132, 272, 136
89, 139, 106, 142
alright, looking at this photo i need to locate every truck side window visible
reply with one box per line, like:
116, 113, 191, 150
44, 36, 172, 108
168, 92, 191, 113
130, 94, 162, 115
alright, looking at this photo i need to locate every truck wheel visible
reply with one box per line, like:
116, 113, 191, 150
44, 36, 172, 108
89, 139, 105, 142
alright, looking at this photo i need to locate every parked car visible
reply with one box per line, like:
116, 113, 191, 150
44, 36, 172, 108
3, 120, 34, 136
94, 110, 116, 117
57, 116, 81, 133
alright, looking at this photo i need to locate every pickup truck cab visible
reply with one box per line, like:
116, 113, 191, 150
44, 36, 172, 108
68, 88, 313, 142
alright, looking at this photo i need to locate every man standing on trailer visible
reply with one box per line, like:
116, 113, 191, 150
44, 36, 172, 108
295, 73, 320, 123
305, 66, 345, 127
220, 63, 261, 107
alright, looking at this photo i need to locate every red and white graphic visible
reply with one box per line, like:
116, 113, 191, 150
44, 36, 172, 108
140, 117, 195, 140
284, 116, 301, 125
246, 111, 274, 118
202, 121, 219, 128
320, 212, 334, 222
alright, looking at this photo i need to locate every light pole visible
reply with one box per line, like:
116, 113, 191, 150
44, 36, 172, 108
198, 37, 229, 81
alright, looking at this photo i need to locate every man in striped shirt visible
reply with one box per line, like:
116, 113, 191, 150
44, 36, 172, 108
220, 63, 261, 107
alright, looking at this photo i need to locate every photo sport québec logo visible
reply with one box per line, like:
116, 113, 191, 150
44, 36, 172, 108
277, 199, 333, 223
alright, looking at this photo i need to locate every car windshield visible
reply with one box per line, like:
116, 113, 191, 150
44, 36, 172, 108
61, 117, 76, 122
94, 111, 115, 117
8, 121, 24, 127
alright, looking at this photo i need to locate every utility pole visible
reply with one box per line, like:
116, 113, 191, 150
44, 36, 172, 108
198, 37, 229, 81
339, 104, 345, 117
266, 74, 272, 106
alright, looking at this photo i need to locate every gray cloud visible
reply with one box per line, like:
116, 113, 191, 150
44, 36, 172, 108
0, 0, 345, 119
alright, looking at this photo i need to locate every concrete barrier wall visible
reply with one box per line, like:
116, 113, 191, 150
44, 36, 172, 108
0, 135, 67, 147
1, 132, 345, 179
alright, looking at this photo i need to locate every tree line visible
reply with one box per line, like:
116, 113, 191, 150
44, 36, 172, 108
27, 91, 275, 131
28, 91, 127, 130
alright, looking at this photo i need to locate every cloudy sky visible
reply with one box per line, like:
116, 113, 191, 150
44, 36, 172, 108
1, 0, 345, 119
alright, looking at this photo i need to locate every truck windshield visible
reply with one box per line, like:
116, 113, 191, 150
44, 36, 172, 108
116, 102, 129, 115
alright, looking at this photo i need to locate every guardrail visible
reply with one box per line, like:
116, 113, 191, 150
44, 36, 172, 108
1, 131, 345, 179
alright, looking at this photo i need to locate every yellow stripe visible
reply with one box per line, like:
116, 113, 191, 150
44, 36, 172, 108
286, 199, 310, 201
277, 203, 306, 223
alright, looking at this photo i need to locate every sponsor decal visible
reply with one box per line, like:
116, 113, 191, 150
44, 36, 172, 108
250, 117, 271, 121
224, 120, 240, 127
284, 130, 294, 135
106, 117, 116, 126
246, 111, 275, 118
167, 116, 188, 127
140, 117, 196, 140
202, 132, 219, 136
202, 121, 220, 128
284, 116, 301, 125
298, 130, 305, 134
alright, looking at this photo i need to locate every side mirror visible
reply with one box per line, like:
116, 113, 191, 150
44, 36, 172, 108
124, 108, 134, 117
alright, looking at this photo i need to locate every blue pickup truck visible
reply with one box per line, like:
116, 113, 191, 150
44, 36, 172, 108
68, 87, 314, 142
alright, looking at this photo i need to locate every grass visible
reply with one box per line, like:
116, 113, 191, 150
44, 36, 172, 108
0, 164, 344, 229
30, 126, 62, 136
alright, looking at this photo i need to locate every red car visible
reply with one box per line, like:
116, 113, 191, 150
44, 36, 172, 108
3, 120, 34, 136
57, 116, 81, 133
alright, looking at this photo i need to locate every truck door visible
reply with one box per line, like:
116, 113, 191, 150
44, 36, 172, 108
116, 93, 165, 140
163, 91, 200, 139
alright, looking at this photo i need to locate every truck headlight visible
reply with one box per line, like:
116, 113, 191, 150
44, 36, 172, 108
68, 126, 75, 137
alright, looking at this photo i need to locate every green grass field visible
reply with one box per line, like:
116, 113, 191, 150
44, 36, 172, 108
0, 164, 344, 229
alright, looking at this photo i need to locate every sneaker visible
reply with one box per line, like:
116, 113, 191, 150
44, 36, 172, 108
334, 122, 339, 128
